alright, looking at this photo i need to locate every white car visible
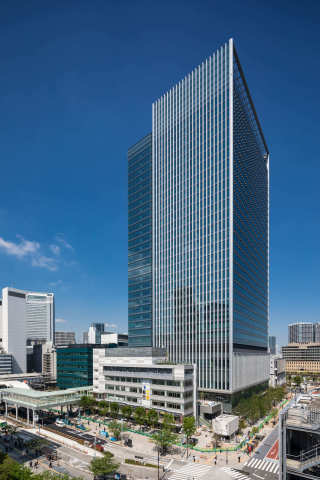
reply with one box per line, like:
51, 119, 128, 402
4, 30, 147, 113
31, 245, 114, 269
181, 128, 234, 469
55, 419, 65, 426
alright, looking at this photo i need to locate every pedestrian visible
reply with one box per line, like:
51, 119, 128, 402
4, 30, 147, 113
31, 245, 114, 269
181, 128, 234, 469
238, 455, 241, 463
49, 461, 52, 468
29, 461, 33, 468
214, 459, 217, 466
193, 456, 195, 462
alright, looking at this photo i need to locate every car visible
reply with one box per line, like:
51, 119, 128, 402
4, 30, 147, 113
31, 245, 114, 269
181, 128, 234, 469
55, 419, 65, 427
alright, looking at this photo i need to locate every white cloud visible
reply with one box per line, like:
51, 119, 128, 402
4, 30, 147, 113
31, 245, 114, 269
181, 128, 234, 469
50, 244, 61, 256
0, 235, 58, 271
56, 234, 74, 251
31, 255, 58, 272
56, 318, 66, 324
0, 237, 40, 258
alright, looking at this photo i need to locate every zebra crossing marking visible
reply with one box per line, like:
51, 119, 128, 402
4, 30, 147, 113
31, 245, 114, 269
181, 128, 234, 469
245, 457, 279, 474
169, 462, 213, 480
221, 467, 250, 480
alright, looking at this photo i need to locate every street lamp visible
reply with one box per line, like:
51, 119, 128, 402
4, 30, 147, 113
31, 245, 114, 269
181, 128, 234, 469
157, 447, 160, 480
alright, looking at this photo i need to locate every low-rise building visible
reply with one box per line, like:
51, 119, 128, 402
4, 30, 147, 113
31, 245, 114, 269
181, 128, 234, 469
100, 333, 128, 347
282, 343, 320, 376
212, 414, 239, 438
93, 347, 196, 421
279, 395, 320, 479
270, 355, 286, 388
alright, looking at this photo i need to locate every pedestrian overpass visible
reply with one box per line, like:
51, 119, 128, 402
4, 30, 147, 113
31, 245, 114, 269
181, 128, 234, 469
0, 385, 92, 425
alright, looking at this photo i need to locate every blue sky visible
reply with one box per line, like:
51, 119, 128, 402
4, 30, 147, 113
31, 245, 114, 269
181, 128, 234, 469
0, 0, 319, 346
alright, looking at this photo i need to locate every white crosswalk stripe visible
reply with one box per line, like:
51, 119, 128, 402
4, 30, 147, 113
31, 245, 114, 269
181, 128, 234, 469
221, 467, 250, 479
246, 457, 279, 474
170, 463, 213, 479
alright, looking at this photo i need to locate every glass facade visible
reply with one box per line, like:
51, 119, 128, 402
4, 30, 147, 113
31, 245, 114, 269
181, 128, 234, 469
56, 345, 93, 389
152, 39, 269, 393
232, 50, 269, 352
128, 134, 153, 346
269, 335, 276, 355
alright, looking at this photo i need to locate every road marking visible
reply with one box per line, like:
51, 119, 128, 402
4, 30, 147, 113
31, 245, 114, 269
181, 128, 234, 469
221, 467, 250, 479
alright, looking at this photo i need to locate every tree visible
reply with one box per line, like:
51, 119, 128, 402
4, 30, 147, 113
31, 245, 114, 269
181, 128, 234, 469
109, 420, 122, 440
134, 406, 146, 426
99, 408, 108, 417
182, 416, 196, 457
26, 438, 48, 453
271, 408, 278, 425
121, 405, 133, 422
238, 418, 246, 434
89, 452, 119, 477
151, 428, 178, 455
147, 409, 159, 428
0, 456, 33, 480
293, 376, 302, 386
110, 402, 119, 418
247, 397, 260, 425
162, 413, 174, 431
234, 398, 250, 418
79, 395, 95, 414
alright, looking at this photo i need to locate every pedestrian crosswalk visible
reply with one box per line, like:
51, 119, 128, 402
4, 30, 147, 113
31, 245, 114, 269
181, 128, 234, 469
221, 467, 250, 479
169, 463, 213, 479
244, 457, 279, 474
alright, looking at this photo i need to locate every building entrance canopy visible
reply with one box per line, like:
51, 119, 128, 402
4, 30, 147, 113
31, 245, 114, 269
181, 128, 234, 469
0, 386, 92, 410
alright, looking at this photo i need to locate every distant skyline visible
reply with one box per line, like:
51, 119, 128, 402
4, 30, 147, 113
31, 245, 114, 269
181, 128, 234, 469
0, 0, 319, 346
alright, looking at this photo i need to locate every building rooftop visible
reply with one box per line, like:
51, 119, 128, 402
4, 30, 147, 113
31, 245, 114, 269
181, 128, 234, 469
0, 385, 93, 409
284, 395, 320, 430
102, 346, 167, 357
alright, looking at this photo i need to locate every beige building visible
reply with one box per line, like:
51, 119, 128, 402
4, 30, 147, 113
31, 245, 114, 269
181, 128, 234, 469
282, 343, 320, 375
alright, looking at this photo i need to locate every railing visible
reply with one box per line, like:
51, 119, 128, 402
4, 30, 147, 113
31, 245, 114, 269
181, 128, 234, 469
287, 443, 320, 464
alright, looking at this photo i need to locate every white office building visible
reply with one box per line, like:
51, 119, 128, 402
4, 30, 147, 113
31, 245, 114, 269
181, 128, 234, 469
0, 287, 54, 373
269, 354, 286, 388
88, 323, 105, 344
93, 347, 196, 421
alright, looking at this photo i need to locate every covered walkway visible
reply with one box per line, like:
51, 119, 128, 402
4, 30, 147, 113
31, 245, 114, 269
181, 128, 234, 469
0, 385, 92, 426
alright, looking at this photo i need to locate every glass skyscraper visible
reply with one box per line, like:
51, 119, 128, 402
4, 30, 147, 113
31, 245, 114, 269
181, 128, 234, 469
128, 134, 153, 346
129, 39, 269, 406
